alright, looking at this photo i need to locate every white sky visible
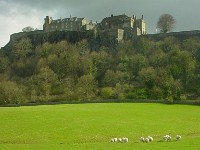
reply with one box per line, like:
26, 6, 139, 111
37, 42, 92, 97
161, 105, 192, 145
1, 0, 200, 47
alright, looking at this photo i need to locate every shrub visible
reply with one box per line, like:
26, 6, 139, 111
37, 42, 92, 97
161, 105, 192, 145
101, 87, 115, 99
0, 81, 25, 104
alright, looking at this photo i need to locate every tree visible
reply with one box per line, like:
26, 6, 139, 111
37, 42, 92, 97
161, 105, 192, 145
22, 26, 35, 32
12, 38, 33, 60
127, 54, 147, 76
0, 55, 9, 73
157, 14, 175, 33
101, 87, 115, 99
48, 41, 80, 80
76, 75, 98, 100
0, 81, 25, 104
139, 67, 156, 89
102, 70, 129, 87
29, 67, 59, 102
11, 38, 34, 77
90, 51, 113, 81
161, 36, 180, 53
166, 49, 196, 92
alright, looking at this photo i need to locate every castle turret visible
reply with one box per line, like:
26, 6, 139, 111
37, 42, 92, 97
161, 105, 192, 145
141, 16, 146, 34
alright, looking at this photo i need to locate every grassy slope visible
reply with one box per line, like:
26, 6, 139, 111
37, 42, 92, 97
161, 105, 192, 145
0, 103, 200, 149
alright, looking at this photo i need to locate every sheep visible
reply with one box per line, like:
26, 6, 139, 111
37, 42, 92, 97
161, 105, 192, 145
163, 135, 168, 141
122, 137, 128, 143
148, 136, 153, 142
163, 135, 172, 141
145, 137, 150, 143
125, 138, 129, 143
117, 138, 122, 143
122, 137, 125, 141
111, 137, 129, 143
176, 135, 181, 141
140, 137, 145, 142
111, 138, 117, 142
167, 136, 172, 141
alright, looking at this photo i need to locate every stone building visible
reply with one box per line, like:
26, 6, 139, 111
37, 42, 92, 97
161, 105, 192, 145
97, 14, 146, 41
43, 16, 95, 32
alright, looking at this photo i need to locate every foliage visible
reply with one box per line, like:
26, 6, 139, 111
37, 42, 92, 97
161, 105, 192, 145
12, 38, 33, 59
0, 55, 9, 73
101, 87, 115, 99
22, 26, 35, 32
1, 35, 200, 104
0, 81, 25, 104
76, 74, 98, 101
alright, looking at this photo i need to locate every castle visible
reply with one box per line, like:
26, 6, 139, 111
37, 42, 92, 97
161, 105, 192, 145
43, 16, 96, 32
43, 14, 147, 41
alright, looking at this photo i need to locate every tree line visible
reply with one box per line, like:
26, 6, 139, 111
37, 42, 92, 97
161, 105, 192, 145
0, 35, 200, 105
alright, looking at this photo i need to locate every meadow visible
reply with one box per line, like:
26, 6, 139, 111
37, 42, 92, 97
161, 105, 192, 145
0, 103, 200, 150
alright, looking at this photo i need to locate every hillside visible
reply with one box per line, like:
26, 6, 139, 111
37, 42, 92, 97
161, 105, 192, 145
1, 30, 200, 104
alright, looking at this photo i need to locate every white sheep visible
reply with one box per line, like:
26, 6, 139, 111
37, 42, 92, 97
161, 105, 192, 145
163, 135, 171, 141
148, 136, 153, 142
168, 136, 172, 141
111, 138, 117, 142
140, 137, 145, 142
118, 138, 122, 143
145, 137, 150, 143
122, 137, 128, 143
163, 135, 167, 141
176, 135, 181, 141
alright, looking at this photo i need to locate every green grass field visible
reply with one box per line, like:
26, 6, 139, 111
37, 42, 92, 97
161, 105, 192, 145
0, 103, 200, 150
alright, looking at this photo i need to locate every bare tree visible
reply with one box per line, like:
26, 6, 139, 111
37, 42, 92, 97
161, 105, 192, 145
157, 14, 175, 33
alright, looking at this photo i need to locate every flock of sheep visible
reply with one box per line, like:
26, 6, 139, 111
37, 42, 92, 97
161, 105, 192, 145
111, 135, 181, 143
111, 137, 129, 143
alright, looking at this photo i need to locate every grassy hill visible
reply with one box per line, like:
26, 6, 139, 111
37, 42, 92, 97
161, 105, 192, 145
0, 103, 200, 149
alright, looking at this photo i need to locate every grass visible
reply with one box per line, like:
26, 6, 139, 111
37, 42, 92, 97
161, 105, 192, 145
0, 103, 200, 149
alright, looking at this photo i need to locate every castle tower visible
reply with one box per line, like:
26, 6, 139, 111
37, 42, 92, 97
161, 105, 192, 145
137, 15, 146, 35
141, 15, 146, 34
43, 16, 52, 32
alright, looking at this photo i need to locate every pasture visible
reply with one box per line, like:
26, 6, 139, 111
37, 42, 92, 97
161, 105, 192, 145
0, 103, 200, 149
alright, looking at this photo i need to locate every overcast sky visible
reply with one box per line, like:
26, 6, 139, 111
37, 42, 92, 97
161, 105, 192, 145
1, 0, 200, 47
